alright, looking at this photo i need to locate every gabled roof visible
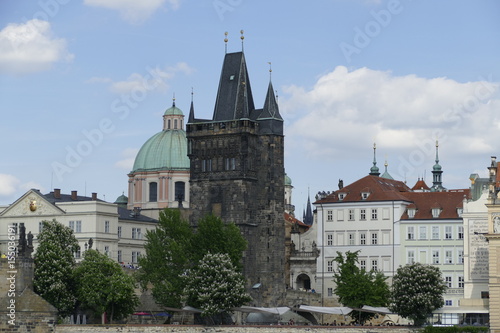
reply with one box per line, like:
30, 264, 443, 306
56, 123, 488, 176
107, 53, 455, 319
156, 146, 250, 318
315, 175, 411, 204
399, 190, 469, 220
284, 212, 310, 230
411, 178, 430, 191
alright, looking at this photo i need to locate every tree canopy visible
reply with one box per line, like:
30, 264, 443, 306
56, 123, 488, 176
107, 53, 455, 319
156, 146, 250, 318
33, 219, 80, 317
137, 209, 248, 310
74, 249, 139, 324
390, 262, 447, 326
183, 252, 251, 317
333, 250, 390, 324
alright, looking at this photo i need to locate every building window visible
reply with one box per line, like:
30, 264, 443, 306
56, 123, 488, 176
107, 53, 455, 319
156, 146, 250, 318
74, 247, 81, 259
174, 119, 178, 129
407, 226, 415, 240
458, 250, 464, 264
432, 208, 441, 218
104, 221, 110, 233
445, 276, 452, 288
175, 181, 186, 203
327, 288, 333, 297
39, 221, 44, 233
432, 226, 440, 240
132, 251, 140, 264
348, 209, 354, 220
419, 226, 427, 240
360, 209, 366, 220
360, 233, 366, 245
118, 226, 122, 238
327, 210, 333, 222
458, 276, 464, 288
360, 260, 366, 270
371, 259, 378, 271
445, 300, 452, 306
361, 192, 369, 200
371, 233, 378, 245
167, 119, 171, 129
225, 157, 236, 170
348, 233, 355, 245
432, 250, 440, 264
445, 250, 453, 264
201, 159, 212, 172
327, 234, 333, 246
445, 226, 452, 239
118, 250, 122, 263
458, 226, 464, 239
338, 193, 345, 201
149, 182, 158, 202
407, 250, 415, 264
371, 209, 377, 220
407, 208, 416, 218
132, 228, 142, 239
481, 291, 489, 299
327, 260, 333, 272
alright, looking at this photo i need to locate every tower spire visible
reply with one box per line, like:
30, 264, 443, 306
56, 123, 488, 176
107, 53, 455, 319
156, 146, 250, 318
369, 142, 380, 176
431, 140, 444, 191
240, 29, 244, 52
224, 31, 228, 54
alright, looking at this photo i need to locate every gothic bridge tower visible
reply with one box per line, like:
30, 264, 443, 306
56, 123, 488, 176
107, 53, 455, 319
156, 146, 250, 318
186, 35, 285, 306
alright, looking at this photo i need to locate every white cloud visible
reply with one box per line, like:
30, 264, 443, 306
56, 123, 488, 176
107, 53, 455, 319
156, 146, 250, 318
84, 0, 180, 24
115, 148, 139, 170
0, 174, 20, 197
281, 66, 500, 180
0, 19, 73, 74
108, 62, 194, 94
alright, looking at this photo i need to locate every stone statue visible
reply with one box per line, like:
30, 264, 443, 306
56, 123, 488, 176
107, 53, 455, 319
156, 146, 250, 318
18, 223, 27, 257
290, 240, 296, 253
26, 231, 34, 257
494, 216, 500, 234
338, 179, 344, 189
88, 237, 93, 249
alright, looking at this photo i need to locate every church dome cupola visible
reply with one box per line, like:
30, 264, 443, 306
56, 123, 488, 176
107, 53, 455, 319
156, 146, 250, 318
163, 97, 185, 130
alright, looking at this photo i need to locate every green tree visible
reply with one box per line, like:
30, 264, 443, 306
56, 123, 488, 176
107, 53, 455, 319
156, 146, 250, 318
191, 214, 247, 270
137, 208, 193, 308
137, 209, 249, 310
74, 249, 139, 324
333, 250, 390, 324
34, 219, 80, 317
183, 252, 251, 318
390, 262, 447, 326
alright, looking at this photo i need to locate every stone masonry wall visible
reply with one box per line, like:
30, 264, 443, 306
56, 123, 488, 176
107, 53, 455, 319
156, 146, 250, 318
55, 325, 416, 333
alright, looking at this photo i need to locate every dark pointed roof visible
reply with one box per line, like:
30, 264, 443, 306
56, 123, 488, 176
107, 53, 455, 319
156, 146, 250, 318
304, 195, 313, 226
213, 52, 255, 121
260, 81, 283, 121
411, 178, 430, 191
188, 99, 195, 123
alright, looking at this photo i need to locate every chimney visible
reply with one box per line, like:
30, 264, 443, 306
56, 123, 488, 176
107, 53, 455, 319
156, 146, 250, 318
92, 192, 97, 201
54, 188, 61, 199
71, 190, 77, 200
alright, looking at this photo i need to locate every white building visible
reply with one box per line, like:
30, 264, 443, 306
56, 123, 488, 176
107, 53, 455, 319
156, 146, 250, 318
0, 188, 157, 265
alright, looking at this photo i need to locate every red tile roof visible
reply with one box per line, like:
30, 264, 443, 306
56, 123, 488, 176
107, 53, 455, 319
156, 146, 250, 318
284, 212, 310, 229
314, 175, 411, 204
400, 190, 470, 220
411, 178, 430, 191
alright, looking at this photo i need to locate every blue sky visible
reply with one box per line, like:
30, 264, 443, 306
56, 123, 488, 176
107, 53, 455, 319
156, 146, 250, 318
1, 0, 500, 212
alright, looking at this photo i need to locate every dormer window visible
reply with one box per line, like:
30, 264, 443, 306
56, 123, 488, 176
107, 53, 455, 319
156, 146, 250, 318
457, 208, 463, 217
407, 208, 416, 218
361, 192, 369, 200
338, 193, 346, 201
432, 208, 441, 218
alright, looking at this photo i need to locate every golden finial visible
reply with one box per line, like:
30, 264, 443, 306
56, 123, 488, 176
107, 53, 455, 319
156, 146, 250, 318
224, 31, 228, 53
268, 62, 272, 80
172, 92, 175, 106
240, 29, 244, 51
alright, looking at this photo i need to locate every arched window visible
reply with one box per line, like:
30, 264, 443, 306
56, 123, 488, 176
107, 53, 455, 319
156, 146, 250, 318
175, 181, 185, 202
174, 119, 178, 129
167, 119, 171, 129
149, 182, 157, 202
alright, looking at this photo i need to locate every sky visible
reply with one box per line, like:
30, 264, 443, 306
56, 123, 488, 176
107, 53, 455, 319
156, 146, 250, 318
1, 0, 500, 213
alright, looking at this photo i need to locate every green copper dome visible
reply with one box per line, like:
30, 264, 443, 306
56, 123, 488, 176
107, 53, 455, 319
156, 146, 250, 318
132, 129, 189, 172
114, 193, 128, 205
285, 173, 292, 186
164, 104, 184, 116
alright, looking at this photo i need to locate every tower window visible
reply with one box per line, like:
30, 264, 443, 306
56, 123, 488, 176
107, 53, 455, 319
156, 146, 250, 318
175, 181, 185, 203
174, 119, 178, 129
149, 182, 158, 202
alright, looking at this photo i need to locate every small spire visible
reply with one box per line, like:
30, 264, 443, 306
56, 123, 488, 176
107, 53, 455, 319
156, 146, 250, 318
191, 87, 194, 102
268, 62, 272, 81
240, 29, 244, 51
369, 142, 380, 176
172, 93, 176, 107
224, 31, 228, 54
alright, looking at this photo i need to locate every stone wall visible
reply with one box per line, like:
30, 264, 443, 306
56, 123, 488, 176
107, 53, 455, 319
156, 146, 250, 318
55, 325, 415, 333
